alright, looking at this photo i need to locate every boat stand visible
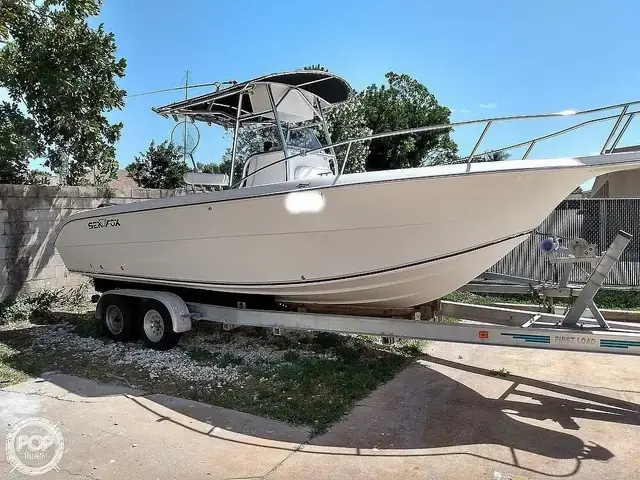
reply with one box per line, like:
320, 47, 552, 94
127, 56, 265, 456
461, 230, 633, 327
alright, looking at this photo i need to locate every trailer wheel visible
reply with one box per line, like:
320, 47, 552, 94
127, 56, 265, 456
140, 300, 181, 350
102, 295, 137, 342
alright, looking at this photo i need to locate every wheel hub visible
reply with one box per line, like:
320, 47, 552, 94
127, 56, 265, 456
105, 305, 124, 335
143, 310, 165, 343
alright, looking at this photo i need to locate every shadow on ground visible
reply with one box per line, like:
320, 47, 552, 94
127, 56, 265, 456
3, 326, 640, 478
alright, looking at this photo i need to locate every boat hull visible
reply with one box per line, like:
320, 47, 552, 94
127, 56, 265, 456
55, 154, 640, 308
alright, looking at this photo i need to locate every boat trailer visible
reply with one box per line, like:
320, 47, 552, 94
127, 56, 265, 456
94, 230, 640, 356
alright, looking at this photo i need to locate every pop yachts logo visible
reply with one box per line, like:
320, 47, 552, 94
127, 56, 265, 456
88, 218, 121, 230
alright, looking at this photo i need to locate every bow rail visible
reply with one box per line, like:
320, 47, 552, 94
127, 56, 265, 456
230, 98, 640, 188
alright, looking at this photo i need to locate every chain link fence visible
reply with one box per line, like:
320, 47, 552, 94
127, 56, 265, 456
490, 198, 640, 287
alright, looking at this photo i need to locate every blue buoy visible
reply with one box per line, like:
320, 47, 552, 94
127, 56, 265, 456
539, 237, 559, 252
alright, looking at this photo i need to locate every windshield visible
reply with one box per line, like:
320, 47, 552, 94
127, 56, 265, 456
286, 127, 323, 151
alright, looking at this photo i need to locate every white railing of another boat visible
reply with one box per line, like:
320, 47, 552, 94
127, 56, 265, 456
231, 99, 640, 188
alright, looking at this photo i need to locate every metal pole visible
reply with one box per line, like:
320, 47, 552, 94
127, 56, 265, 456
228, 93, 243, 187
266, 85, 290, 181
183, 71, 189, 166
608, 113, 635, 153
466, 120, 492, 171
332, 141, 352, 186
316, 99, 339, 174
600, 104, 629, 154
522, 140, 536, 160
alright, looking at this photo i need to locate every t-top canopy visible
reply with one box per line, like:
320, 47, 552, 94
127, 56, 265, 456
152, 70, 351, 128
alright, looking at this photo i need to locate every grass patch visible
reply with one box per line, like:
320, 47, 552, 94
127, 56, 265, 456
397, 340, 424, 355
445, 288, 640, 311
0, 343, 30, 386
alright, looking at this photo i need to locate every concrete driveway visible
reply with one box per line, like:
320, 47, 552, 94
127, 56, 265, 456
2, 342, 640, 479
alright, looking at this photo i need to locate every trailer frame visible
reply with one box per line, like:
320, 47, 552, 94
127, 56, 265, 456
93, 231, 640, 356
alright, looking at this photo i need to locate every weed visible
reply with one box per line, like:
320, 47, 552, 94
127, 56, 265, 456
186, 346, 218, 362
397, 340, 424, 355
217, 352, 244, 367
0, 343, 30, 386
282, 350, 300, 362
489, 367, 510, 378
0, 289, 62, 324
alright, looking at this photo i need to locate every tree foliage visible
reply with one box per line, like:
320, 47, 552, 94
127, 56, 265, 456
473, 151, 511, 163
0, 0, 126, 185
0, 101, 42, 183
320, 95, 371, 174
359, 72, 457, 170
126, 141, 188, 189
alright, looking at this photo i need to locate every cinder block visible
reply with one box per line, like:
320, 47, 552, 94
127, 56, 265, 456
4, 221, 30, 235
0, 197, 27, 210
45, 197, 98, 210
0, 184, 14, 198
147, 189, 161, 199
0, 229, 56, 248
78, 187, 99, 198
13, 185, 38, 197
131, 188, 148, 199
58, 186, 80, 197
109, 186, 132, 198
0, 234, 13, 248
21, 209, 73, 223
37, 186, 62, 198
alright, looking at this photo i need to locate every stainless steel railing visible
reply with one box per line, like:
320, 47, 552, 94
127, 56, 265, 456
232, 99, 640, 189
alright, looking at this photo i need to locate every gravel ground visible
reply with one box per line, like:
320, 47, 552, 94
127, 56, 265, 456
0, 303, 424, 432
33, 324, 244, 384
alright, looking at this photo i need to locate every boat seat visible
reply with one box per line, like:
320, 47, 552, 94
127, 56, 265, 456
183, 172, 229, 192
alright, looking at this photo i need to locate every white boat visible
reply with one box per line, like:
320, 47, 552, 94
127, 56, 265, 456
54, 70, 640, 308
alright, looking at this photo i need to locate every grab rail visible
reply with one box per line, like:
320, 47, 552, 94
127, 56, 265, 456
231, 99, 640, 189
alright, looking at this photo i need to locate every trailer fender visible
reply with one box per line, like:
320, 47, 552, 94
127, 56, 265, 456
96, 289, 193, 333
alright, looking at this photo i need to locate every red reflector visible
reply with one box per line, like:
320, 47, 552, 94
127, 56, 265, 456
479, 331, 489, 339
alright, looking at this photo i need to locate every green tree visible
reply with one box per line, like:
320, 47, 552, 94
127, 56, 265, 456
126, 141, 188, 189
473, 150, 511, 163
359, 72, 457, 170
0, 0, 126, 185
0, 102, 43, 183
196, 162, 226, 174
321, 96, 372, 174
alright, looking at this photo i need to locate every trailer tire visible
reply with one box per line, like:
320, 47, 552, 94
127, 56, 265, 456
102, 295, 137, 342
140, 300, 181, 350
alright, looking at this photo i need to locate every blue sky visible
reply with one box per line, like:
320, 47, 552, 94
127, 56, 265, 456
26, 0, 640, 187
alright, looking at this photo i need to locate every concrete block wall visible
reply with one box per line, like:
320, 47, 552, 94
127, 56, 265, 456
0, 184, 182, 301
